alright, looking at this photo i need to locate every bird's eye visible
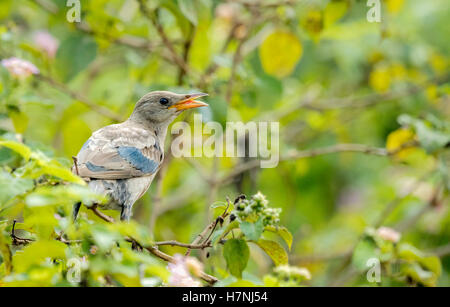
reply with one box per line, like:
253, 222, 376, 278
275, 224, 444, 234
159, 98, 169, 105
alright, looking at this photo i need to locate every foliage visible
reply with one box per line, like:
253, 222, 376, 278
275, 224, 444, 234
0, 0, 449, 287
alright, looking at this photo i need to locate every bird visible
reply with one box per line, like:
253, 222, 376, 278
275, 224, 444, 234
72, 91, 208, 221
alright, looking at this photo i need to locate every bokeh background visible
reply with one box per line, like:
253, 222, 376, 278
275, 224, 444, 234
0, 0, 449, 286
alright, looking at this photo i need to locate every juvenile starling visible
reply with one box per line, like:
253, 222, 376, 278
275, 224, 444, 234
72, 91, 208, 221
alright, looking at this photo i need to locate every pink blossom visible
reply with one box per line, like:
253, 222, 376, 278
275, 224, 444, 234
33, 31, 59, 58
167, 254, 203, 287
376, 227, 401, 243
1, 57, 39, 79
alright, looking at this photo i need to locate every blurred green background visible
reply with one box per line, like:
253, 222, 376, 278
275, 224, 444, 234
0, 0, 449, 286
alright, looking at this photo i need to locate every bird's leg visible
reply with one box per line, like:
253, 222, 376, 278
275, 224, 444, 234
72, 202, 81, 221
120, 204, 132, 222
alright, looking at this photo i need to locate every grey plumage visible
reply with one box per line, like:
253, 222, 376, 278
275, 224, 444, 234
72, 91, 208, 221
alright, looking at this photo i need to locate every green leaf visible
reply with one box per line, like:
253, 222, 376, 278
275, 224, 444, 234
12, 240, 67, 273
240, 218, 264, 241
259, 30, 303, 78
0, 224, 12, 275
254, 239, 288, 266
397, 243, 423, 261
188, 20, 211, 71
8, 109, 29, 134
265, 226, 293, 250
0, 171, 34, 206
352, 237, 379, 271
56, 33, 97, 81
223, 238, 249, 278
210, 201, 228, 209
40, 163, 85, 185
178, 0, 197, 25
420, 256, 441, 277
398, 114, 450, 153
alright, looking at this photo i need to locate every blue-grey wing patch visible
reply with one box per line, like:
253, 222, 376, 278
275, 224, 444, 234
117, 146, 159, 174
73, 124, 163, 180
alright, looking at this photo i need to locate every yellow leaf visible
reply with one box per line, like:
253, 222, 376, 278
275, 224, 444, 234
324, 0, 348, 27
429, 52, 448, 74
301, 10, 324, 42
259, 31, 303, 78
386, 128, 416, 159
369, 65, 391, 93
253, 239, 288, 266
385, 0, 405, 14
389, 63, 407, 80
425, 84, 438, 102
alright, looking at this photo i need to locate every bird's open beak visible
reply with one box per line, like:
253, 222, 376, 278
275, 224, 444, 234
169, 93, 208, 111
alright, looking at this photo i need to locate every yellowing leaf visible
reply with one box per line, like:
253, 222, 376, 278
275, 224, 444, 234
385, 0, 404, 14
389, 63, 407, 80
369, 66, 391, 93
265, 226, 293, 250
386, 128, 417, 159
429, 52, 448, 74
254, 239, 288, 266
324, 0, 348, 27
301, 10, 324, 42
259, 31, 303, 78
0, 140, 31, 161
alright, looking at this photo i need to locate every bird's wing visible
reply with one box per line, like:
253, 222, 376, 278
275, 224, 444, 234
74, 124, 163, 180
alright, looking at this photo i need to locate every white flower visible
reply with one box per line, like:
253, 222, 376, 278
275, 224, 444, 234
376, 226, 401, 243
33, 31, 59, 58
1, 57, 39, 79
167, 254, 203, 287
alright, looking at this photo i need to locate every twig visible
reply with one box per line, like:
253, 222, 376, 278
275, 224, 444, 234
89, 205, 116, 223
37, 75, 124, 122
186, 199, 230, 256
374, 170, 433, 228
296, 74, 450, 111
219, 142, 418, 185
137, 0, 189, 74
432, 244, 450, 258
87, 206, 218, 285
155, 240, 211, 249
10, 220, 34, 246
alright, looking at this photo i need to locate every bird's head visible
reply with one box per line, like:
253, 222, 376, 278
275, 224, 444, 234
130, 91, 208, 124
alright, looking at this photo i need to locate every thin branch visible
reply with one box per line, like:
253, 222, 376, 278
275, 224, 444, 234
219, 142, 418, 185
87, 205, 218, 285
186, 199, 230, 256
137, 0, 189, 74
374, 170, 433, 228
432, 244, 450, 258
297, 74, 450, 111
37, 75, 124, 122
10, 220, 34, 246
89, 205, 116, 223
155, 240, 211, 249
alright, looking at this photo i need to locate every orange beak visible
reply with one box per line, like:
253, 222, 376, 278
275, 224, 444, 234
168, 93, 208, 111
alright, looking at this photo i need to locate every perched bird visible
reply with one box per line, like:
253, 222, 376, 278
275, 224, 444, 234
72, 91, 208, 221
